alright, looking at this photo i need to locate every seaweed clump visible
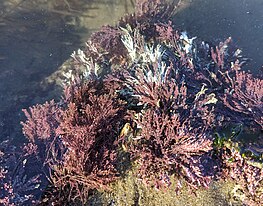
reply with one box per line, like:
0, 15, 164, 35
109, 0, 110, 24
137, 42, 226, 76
21, 79, 127, 204
19, 0, 262, 205
0, 139, 43, 205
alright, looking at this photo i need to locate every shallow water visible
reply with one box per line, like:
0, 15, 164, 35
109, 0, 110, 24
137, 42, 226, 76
174, 0, 263, 74
0, 0, 262, 204
0, 0, 262, 143
0, 0, 135, 143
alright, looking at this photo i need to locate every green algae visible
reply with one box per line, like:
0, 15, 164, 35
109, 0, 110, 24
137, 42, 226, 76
94, 168, 245, 206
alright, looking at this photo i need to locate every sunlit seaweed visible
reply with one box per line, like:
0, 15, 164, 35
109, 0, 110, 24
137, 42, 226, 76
16, 0, 263, 204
